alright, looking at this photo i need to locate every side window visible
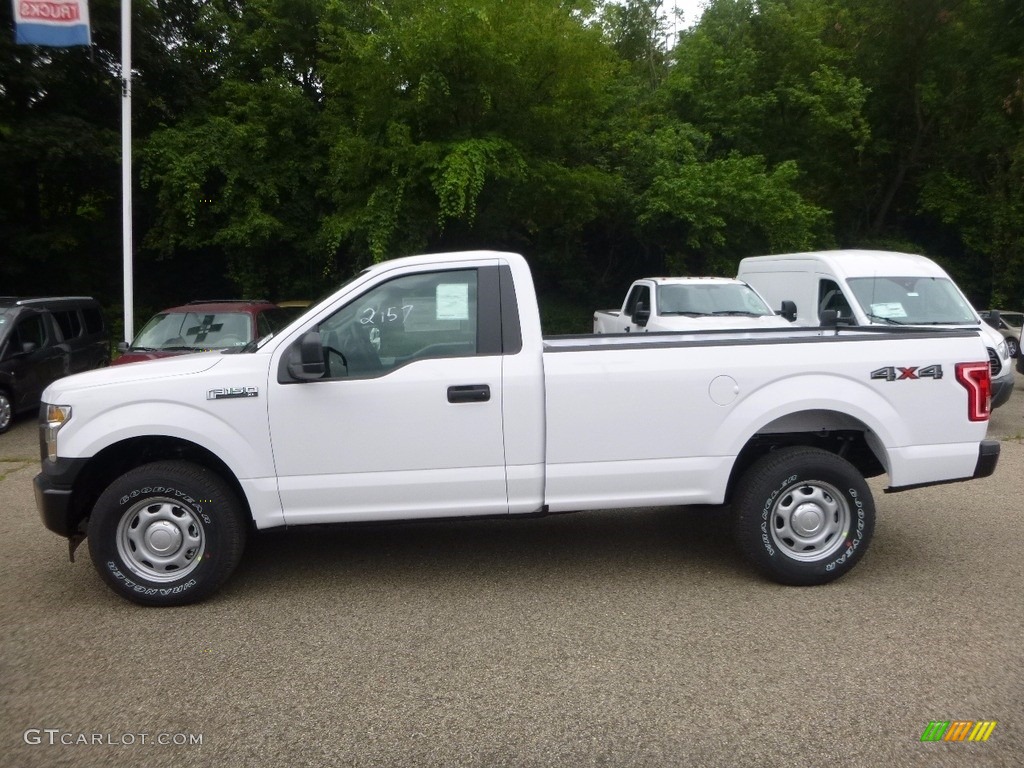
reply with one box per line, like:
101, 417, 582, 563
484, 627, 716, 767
625, 285, 650, 317
82, 307, 104, 334
15, 315, 47, 351
53, 310, 82, 339
639, 286, 651, 312
318, 269, 478, 379
818, 279, 852, 321
261, 308, 292, 335
624, 285, 642, 315
257, 312, 273, 338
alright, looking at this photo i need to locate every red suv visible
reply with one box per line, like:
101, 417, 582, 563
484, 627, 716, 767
113, 300, 293, 365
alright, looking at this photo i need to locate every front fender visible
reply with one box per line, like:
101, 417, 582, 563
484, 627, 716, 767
60, 399, 275, 482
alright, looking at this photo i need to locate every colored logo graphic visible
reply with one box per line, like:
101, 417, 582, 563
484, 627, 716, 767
920, 721, 997, 742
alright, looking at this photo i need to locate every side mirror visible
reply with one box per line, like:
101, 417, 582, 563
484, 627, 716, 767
779, 300, 797, 322
819, 309, 839, 328
632, 301, 651, 328
21, 341, 39, 355
117, 341, 129, 353
287, 330, 326, 380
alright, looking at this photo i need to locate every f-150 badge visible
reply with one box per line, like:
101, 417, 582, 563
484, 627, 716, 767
870, 365, 943, 381
207, 386, 259, 400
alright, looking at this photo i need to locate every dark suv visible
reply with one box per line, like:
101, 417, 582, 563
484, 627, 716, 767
0, 297, 110, 433
113, 300, 292, 365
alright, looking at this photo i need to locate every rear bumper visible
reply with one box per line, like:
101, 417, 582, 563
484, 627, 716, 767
885, 440, 999, 493
973, 439, 1000, 479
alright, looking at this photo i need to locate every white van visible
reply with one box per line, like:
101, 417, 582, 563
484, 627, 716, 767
737, 249, 1014, 408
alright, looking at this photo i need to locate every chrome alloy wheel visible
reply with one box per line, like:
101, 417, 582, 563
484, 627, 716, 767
116, 498, 206, 582
769, 479, 850, 562
0, 392, 11, 432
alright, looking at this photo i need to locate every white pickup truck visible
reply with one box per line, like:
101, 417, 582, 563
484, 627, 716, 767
593, 277, 793, 334
34, 251, 999, 605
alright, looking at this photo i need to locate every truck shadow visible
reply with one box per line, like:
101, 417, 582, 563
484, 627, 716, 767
230, 505, 745, 595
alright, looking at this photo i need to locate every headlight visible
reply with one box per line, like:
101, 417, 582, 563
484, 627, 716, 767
44, 404, 72, 462
996, 340, 1009, 361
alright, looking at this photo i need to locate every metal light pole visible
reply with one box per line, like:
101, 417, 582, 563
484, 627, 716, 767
121, 0, 134, 344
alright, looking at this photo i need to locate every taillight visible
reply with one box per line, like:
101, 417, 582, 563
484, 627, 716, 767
955, 362, 991, 422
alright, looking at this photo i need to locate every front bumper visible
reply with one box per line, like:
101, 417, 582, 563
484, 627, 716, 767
991, 367, 1014, 409
34, 457, 88, 537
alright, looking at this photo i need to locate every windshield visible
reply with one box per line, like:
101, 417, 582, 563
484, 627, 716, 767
846, 276, 977, 325
657, 283, 774, 316
131, 311, 253, 351
0, 309, 11, 348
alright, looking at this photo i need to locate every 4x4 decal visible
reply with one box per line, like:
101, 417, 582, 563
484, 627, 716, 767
871, 365, 943, 381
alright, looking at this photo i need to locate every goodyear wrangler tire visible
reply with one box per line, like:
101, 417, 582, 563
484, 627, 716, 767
88, 461, 246, 606
733, 447, 875, 586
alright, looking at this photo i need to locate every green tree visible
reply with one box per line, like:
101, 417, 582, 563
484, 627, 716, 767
831, 0, 1024, 303
666, 0, 869, 238
0, 1, 121, 297
909, 0, 1022, 304
589, 0, 838, 280
613, 119, 830, 276
139, 0, 327, 300
3, 0, 1021, 318
316, 0, 620, 282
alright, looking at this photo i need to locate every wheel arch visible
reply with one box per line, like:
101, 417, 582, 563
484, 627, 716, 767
724, 409, 887, 504
68, 436, 253, 534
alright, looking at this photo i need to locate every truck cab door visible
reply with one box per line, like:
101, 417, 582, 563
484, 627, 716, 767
269, 263, 509, 524
4, 312, 65, 410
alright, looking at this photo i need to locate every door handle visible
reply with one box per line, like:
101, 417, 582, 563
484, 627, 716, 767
447, 384, 490, 403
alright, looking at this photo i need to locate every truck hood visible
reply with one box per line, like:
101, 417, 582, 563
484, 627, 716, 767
863, 320, 1009, 365
43, 353, 224, 400
651, 315, 792, 330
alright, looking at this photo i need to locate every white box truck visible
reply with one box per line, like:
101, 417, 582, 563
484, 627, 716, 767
737, 249, 1014, 408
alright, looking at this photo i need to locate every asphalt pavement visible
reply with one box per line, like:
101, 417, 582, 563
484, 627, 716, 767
1, 374, 1022, 767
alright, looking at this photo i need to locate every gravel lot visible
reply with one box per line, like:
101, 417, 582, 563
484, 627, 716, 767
1, 373, 1022, 768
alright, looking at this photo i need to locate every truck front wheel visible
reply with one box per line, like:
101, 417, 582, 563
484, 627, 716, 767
88, 461, 247, 606
732, 447, 875, 585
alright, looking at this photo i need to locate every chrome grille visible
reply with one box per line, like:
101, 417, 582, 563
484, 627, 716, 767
987, 347, 1000, 376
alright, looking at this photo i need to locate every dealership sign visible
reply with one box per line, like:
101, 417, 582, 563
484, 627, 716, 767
12, 0, 91, 47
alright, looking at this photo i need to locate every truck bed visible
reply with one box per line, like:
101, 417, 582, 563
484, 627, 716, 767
541, 325, 990, 508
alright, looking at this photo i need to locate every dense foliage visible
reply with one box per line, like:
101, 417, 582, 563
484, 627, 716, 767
2, 0, 1022, 328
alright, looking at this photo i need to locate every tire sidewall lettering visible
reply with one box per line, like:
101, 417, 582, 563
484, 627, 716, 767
118, 486, 212, 524
758, 473, 797, 558
105, 560, 199, 597
759, 472, 865, 569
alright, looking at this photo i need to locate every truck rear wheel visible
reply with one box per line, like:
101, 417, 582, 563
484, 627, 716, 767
732, 447, 874, 585
88, 461, 247, 606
